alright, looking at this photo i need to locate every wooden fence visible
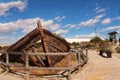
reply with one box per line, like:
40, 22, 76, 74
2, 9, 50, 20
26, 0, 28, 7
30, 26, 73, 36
0, 49, 88, 80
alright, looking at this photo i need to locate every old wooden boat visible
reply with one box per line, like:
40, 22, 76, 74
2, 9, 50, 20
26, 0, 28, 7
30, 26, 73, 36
5, 20, 70, 67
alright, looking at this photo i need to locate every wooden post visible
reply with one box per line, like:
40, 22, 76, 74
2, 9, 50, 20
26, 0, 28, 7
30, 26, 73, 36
67, 53, 72, 80
26, 53, 29, 68
6, 52, 9, 64
86, 49, 88, 57
85, 49, 88, 62
25, 53, 29, 80
78, 52, 81, 70
6, 52, 9, 72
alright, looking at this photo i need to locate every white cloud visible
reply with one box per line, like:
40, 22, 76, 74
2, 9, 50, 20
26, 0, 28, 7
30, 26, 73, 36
94, 14, 105, 19
0, 0, 27, 16
74, 33, 96, 39
112, 16, 120, 20
0, 35, 21, 45
116, 16, 120, 20
94, 7, 100, 11
0, 17, 39, 33
70, 32, 104, 40
64, 24, 76, 29
101, 16, 120, 25
55, 29, 68, 35
94, 7, 106, 13
42, 20, 60, 30
96, 8, 106, 13
68, 24, 76, 28
0, 17, 60, 34
101, 18, 111, 25
100, 25, 120, 32
54, 16, 66, 22
79, 18, 100, 27
78, 14, 105, 27
64, 14, 104, 29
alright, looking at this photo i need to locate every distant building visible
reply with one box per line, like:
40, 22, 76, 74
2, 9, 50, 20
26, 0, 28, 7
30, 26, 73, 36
108, 31, 117, 43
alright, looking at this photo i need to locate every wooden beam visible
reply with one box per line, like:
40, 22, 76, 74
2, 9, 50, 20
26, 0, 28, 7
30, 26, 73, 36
37, 20, 51, 67
8, 52, 69, 55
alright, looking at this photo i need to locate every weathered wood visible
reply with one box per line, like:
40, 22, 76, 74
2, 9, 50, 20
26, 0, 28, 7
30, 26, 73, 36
0, 49, 88, 80
37, 20, 51, 67
7, 28, 70, 52
6, 52, 69, 55
1, 20, 70, 68
77, 52, 80, 70
6, 52, 9, 64
26, 54, 29, 68
5, 52, 9, 72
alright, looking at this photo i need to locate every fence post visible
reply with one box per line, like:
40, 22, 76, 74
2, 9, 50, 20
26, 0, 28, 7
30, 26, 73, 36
6, 52, 9, 64
26, 53, 29, 68
86, 49, 88, 57
6, 52, 9, 72
85, 49, 88, 62
25, 53, 29, 80
78, 52, 81, 70
67, 53, 72, 80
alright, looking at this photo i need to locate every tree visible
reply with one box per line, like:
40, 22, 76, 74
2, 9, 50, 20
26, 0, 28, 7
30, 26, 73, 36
90, 37, 103, 43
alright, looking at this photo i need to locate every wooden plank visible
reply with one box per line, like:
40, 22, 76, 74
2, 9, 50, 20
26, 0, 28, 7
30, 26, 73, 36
7, 51, 76, 55
48, 40, 66, 52
27, 67, 70, 70
43, 29, 70, 51
28, 53, 69, 56
7, 29, 40, 51
37, 20, 51, 67
0, 62, 70, 70
8, 52, 69, 55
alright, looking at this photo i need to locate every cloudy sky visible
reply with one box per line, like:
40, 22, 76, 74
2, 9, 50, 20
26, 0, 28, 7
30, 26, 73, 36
0, 0, 120, 44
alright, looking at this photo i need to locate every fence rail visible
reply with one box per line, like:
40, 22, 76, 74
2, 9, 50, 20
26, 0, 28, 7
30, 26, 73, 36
0, 49, 88, 80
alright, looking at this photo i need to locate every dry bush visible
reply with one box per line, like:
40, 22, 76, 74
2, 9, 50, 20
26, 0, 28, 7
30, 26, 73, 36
115, 46, 120, 53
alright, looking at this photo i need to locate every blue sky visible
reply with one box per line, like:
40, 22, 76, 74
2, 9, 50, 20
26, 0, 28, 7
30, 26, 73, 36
0, 0, 120, 44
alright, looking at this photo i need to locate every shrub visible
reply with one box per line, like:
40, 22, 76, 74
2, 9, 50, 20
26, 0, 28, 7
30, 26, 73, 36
90, 37, 103, 43
115, 46, 120, 53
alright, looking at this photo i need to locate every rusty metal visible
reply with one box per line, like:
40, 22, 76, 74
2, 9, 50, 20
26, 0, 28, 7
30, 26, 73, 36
2, 20, 70, 67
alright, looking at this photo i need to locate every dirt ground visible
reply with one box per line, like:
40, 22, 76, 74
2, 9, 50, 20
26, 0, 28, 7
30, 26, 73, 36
0, 50, 120, 80
71, 50, 120, 80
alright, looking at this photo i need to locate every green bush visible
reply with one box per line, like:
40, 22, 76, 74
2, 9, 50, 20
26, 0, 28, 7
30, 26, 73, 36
90, 37, 103, 43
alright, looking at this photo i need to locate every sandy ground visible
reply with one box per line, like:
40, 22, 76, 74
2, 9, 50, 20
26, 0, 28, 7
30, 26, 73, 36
71, 50, 120, 80
0, 50, 120, 80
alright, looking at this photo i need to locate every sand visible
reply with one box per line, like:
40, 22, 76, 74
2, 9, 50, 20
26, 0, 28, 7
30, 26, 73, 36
71, 50, 120, 80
